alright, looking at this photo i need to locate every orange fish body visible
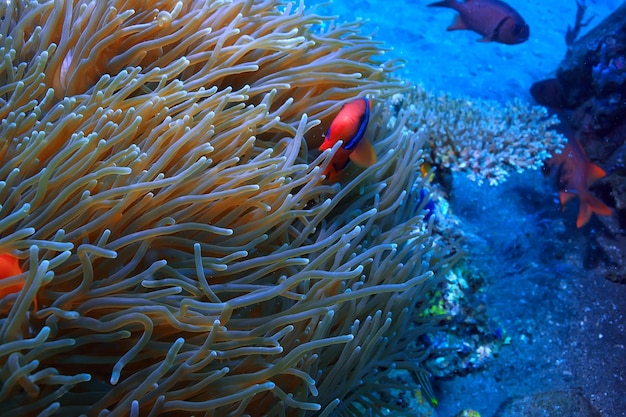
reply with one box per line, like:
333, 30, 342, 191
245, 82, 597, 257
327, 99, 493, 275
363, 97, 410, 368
428, 0, 529, 45
550, 138, 612, 227
319, 98, 377, 179
0, 253, 25, 300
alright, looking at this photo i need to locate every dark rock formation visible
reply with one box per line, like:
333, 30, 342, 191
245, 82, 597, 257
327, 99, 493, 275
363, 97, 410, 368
557, 2, 626, 114
531, 3, 626, 283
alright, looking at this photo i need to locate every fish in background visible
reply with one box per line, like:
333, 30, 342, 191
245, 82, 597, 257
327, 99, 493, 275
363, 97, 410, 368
428, 0, 530, 45
549, 138, 612, 227
530, 78, 570, 110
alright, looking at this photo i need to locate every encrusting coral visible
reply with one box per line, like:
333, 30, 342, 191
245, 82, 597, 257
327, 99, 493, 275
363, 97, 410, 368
0, 0, 458, 416
399, 86, 567, 186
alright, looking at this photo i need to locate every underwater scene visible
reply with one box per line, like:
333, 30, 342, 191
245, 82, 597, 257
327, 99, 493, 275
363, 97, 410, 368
0, 0, 625, 416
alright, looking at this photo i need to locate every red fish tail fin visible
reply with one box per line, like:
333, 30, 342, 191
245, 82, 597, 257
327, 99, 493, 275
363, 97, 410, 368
559, 191, 576, 210
576, 193, 612, 228
586, 162, 606, 186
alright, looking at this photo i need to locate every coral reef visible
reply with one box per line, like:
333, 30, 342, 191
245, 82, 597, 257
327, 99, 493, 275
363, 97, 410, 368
393, 87, 566, 186
420, 266, 510, 380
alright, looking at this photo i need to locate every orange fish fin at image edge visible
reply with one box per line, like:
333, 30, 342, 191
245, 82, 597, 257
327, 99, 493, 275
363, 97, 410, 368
0, 253, 21, 276
0, 253, 38, 311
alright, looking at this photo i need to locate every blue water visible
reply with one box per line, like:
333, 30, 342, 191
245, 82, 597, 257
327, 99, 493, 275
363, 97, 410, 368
320, 0, 621, 101
319, 1, 626, 416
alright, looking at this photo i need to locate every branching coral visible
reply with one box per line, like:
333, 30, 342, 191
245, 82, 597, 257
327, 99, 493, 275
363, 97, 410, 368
0, 0, 457, 416
398, 86, 567, 186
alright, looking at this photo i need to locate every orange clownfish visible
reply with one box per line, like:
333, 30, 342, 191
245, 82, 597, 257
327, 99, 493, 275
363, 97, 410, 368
0, 253, 34, 310
319, 98, 377, 179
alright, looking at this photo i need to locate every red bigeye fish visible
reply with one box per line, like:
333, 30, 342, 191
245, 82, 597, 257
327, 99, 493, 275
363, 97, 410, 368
428, 0, 530, 45
550, 138, 612, 227
530, 78, 568, 109
319, 98, 377, 180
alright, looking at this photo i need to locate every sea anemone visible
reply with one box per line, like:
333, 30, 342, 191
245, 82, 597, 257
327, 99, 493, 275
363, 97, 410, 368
0, 1, 456, 415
